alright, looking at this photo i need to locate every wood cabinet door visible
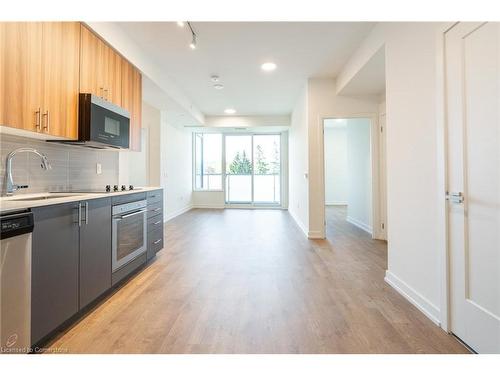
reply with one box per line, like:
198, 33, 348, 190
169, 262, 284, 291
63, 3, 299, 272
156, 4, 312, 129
79, 24, 101, 98
41, 22, 80, 139
0, 22, 43, 131
103, 44, 122, 106
122, 59, 142, 151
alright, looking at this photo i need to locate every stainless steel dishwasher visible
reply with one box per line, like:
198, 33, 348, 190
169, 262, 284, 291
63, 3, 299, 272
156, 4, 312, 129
0, 210, 33, 354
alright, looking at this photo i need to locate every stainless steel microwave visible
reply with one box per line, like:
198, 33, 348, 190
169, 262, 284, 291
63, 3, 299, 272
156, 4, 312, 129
49, 93, 130, 149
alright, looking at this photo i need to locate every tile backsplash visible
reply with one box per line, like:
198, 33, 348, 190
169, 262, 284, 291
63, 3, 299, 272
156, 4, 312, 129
0, 133, 119, 194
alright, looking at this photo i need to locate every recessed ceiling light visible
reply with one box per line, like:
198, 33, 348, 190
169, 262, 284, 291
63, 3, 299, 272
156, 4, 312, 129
224, 108, 236, 115
214, 84, 224, 90
261, 62, 277, 71
177, 21, 185, 27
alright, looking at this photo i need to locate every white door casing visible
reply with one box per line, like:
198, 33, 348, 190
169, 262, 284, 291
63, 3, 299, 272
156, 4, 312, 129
445, 22, 500, 353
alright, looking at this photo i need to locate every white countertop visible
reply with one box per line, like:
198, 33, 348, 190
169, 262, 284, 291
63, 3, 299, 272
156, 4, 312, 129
0, 187, 162, 214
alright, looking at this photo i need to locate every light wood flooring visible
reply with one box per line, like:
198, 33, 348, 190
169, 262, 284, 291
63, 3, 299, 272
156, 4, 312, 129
46, 207, 469, 353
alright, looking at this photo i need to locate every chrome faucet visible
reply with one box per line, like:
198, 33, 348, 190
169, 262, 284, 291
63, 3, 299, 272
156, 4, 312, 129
4, 147, 52, 196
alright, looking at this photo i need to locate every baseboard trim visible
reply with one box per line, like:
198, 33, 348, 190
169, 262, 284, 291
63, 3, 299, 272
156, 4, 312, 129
346, 216, 373, 235
384, 270, 441, 326
164, 204, 193, 222
325, 201, 348, 206
307, 230, 324, 239
192, 204, 225, 209
288, 209, 308, 238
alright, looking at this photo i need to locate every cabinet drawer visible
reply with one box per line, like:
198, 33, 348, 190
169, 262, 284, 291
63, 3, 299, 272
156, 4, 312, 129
147, 201, 163, 218
111, 192, 146, 206
147, 190, 162, 203
147, 215, 163, 232
147, 228, 163, 260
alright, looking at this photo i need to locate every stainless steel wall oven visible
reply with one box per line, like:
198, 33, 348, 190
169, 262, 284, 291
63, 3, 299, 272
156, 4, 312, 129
111, 200, 147, 272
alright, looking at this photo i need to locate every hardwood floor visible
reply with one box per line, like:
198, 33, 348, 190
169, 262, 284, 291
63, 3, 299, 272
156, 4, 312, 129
46, 207, 469, 353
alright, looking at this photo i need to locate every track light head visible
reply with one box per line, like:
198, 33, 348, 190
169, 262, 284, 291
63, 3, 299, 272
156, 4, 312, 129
189, 34, 197, 50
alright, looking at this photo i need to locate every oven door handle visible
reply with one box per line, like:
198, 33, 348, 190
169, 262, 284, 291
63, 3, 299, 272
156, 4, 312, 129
115, 209, 147, 220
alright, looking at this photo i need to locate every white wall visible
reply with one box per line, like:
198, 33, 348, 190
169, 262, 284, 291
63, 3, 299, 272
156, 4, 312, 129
307, 78, 379, 238
288, 84, 309, 235
160, 111, 194, 221
336, 22, 449, 325
324, 121, 348, 205
346, 118, 372, 233
192, 191, 225, 208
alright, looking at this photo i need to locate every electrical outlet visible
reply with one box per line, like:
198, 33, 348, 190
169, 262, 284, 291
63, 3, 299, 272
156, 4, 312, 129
96, 163, 102, 175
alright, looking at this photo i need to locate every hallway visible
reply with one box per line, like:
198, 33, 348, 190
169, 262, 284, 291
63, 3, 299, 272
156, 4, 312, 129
46, 208, 468, 353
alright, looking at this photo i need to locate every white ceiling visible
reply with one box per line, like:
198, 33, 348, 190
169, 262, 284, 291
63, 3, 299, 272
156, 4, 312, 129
118, 22, 375, 116
338, 46, 385, 96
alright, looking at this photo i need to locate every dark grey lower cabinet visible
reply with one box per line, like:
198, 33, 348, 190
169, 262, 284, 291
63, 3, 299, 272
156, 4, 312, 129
79, 198, 112, 309
31, 203, 80, 345
146, 189, 164, 260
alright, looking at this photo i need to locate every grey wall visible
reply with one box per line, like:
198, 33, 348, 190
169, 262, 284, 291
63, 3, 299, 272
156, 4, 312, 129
0, 133, 119, 194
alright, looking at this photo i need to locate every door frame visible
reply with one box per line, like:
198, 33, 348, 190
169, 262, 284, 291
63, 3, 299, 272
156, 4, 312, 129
436, 21, 462, 333
319, 112, 383, 240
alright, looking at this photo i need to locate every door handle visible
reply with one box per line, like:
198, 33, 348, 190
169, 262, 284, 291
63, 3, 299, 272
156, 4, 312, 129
446, 191, 464, 204
153, 239, 162, 245
118, 209, 147, 220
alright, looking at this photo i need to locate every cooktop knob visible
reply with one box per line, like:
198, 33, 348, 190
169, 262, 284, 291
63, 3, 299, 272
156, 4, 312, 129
121, 185, 126, 191
105, 185, 111, 192
113, 185, 119, 192
129, 185, 134, 190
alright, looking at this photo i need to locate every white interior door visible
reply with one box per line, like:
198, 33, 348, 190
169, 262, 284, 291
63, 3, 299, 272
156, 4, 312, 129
446, 22, 500, 353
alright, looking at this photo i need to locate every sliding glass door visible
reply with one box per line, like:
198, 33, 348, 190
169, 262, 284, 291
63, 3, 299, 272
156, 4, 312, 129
224, 134, 281, 206
225, 135, 253, 203
253, 135, 280, 204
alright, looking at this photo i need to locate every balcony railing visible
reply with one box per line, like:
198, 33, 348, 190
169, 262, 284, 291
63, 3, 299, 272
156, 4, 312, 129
195, 173, 281, 204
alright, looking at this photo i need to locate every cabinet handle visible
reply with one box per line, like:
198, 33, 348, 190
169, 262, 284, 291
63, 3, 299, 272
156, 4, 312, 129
104, 88, 109, 101
152, 208, 161, 212
153, 239, 162, 245
35, 108, 41, 131
99, 87, 104, 98
153, 220, 162, 226
42, 110, 49, 132
77, 202, 82, 227
85, 201, 89, 225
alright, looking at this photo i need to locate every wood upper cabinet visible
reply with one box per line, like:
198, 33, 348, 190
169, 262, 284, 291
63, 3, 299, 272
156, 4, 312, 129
79, 24, 100, 98
121, 59, 142, 151
41, 22, 80, 139
0, 22, 43, 131
1, 22, 142, 144
0, 22, 79, 138
80, 24, 122, 106
103, 43, 122, 106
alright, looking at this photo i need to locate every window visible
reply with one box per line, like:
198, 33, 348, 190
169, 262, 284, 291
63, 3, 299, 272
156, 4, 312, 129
193, 133, 222, 191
